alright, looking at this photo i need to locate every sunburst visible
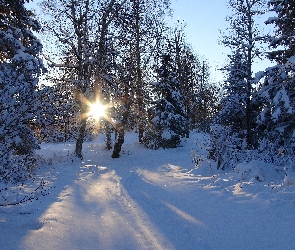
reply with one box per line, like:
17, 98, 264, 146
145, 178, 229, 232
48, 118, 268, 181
76, 85, 109, 123
87, 100, 107, 120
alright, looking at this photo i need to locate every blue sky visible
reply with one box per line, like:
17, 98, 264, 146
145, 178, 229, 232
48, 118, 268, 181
170, 0, 275, 83
170, 0, 230, 82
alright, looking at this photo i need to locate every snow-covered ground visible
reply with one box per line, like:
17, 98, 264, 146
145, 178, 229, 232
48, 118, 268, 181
0, 132, 295, 250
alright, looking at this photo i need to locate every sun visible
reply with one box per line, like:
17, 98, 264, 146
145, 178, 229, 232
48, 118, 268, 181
88, 101, 107, 120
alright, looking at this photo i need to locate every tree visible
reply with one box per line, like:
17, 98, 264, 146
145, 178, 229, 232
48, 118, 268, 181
254, 0, 295, 159
267, 0, 295, 63
119, 0, 171, 143
106, 0, 171, 156
41, 0, 173, 158
192, 60, 216, 131
0, 0, 45, 181
34, 84, 61, 142
217, 49, 248, 134
209, 0, 268, 169
143, 54, 187, 149
219, 0, 267, 148
157, 23, 214, 133
41, 0, 129, 158
169, 23, 202, 134
210, 50, 249, 168
255, 62, 295, 156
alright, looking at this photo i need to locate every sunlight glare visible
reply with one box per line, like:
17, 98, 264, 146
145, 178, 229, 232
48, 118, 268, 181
88, 101, 106, 120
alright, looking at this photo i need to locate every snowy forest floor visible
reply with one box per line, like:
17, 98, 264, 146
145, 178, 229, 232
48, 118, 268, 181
0, 132, 295, 250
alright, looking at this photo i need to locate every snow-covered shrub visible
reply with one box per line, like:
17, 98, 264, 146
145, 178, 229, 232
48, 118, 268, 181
254, 59, 295, 168
234, 160, 283, 183
142, 124, 162, 149
209, 124, 246, 170
0, 151, 36, 184
143, 123, 181, 149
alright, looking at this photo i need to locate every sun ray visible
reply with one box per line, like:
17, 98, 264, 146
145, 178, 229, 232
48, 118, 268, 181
75, 83, 116, 130
88, 100, 107, 120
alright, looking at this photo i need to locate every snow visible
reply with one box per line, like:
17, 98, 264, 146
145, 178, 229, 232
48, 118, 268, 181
1, 132, 295, 250
272, 107, 281, 121
287, 55, 295, 64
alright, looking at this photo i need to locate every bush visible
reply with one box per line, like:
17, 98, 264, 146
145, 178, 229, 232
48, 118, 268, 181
143, 126, 181, 149
209, 124, 246, 170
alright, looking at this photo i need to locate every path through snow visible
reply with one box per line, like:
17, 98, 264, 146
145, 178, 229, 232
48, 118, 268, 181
0, 132, 295, 250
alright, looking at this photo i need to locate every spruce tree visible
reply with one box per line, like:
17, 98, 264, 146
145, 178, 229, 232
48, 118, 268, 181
218, 0, 267, 148
143, 54, 186, 149
210, 50, 249, 167
254, 0, 295, 157
217, 49, 248, 134
210, 0, 268, 168
267, 0, 295, 63
0, 0, 44, 181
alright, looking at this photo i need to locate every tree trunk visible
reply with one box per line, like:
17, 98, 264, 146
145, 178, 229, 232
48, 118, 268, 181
185, 120, 190, 138
134, 0, 144, 143
245, 83, 252, 148
246, 1, 253, 149
112, 126, 125, 158
111, 95, 129, 158
75, 118, 87, 158
105, 121, 112, 150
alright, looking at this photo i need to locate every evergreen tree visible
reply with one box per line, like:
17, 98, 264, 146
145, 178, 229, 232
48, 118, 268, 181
254, 0, 295, 159
0, 0, 45, 181
169, 23, 204, 134
255, 62, 295, 156
217, 49, 248, 134
267, 0, 295, 63
210, 0, 268, 168
155, 24, 214, 133
210, 50, 249, 167
218, 0, 267, 148
143, 54, 186, 149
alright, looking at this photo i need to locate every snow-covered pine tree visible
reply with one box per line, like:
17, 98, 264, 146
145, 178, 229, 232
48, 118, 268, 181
0, 0, 44, 182
143, 54, 187, 149
254, 0, 295, 160
169, 23, 204, 134
218, 0, 267, 149
210, 49, 249, 168
210, 0, 268, 169
267, 0, 295, 63
217, 49, 248, 137
255, 63, 295, 156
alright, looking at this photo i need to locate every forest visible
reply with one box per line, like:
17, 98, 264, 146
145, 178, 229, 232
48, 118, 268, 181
1, 0, 295, 185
